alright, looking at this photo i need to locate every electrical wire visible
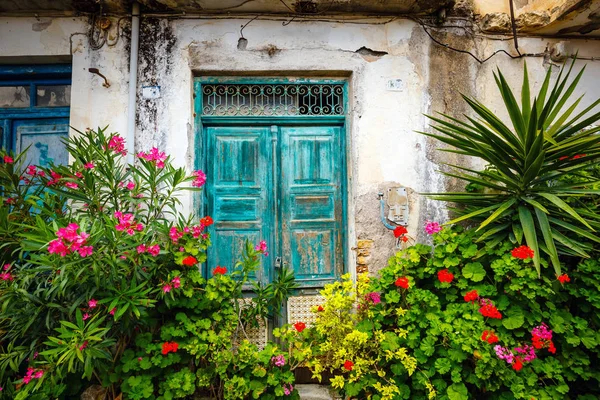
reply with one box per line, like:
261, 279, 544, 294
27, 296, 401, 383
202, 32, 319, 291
420, 23, 523, 64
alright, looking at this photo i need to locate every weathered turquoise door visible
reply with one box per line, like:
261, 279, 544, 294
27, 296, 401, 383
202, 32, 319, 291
205, 126, 274, 282
204, 124, 344, 288
280, 126, 343, 287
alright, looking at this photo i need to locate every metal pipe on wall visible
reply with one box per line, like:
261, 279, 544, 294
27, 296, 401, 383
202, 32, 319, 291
126, 1, 140, 163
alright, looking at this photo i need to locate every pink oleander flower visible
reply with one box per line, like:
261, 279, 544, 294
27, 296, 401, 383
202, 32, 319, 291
49, 224, 91, 257
75, 172, 83, 178
79, 341, 88, 351
84, 162, 95, 169
65, 182, 78, 189
192, 170, 207, 187
0, 272, 13, 281
48, 239, 69, 257
425, 221, 442, 235
255, 240, 268, 256
163, 284, 172, 293
172, 276, 181, 289
107, 135, 127, 156
114, 212, 143, 235
169, 226, 184, 242
88, 299, 98, 309
26, 165, 37, 175
137, 147, 167, 168
3, 264, 9, 271
77, 246, 93, 258
126, 181, 135, 190
3, 155, 13, 164
83, 313, 90, 321
47, 170, 62, 186
137, 244, 147, 254
147, 244, 160, 256
109, 307, 116, 316
271, 354, 286, 367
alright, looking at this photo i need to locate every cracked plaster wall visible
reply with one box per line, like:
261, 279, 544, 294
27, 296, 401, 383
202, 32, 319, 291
1, 16, 600, 275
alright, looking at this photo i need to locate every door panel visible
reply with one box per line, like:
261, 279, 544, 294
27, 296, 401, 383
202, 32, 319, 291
280, 126, 343, 287
205, 127, 272, 282
13, 118, 69, 167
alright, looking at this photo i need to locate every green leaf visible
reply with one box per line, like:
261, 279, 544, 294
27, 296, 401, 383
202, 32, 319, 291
538, 193, 594, 230
462, 262, 486, 282
518, 206, 540, 275
534, 207, 561, 276
446, 203, 503, 225
434, 358, 452, 375
447, 383, 468, 400
502, 306, 524, 330
476, 198, 516, 231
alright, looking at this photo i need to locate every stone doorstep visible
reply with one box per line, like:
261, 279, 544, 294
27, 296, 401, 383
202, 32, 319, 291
296, 384, 337, 400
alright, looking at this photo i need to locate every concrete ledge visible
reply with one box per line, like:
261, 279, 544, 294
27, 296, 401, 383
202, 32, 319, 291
296, 384, 335, 400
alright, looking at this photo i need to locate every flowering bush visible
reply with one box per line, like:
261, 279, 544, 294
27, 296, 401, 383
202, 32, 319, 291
0, 128, 298, 399
279, 274, 431, 400
370, 225, 600, 399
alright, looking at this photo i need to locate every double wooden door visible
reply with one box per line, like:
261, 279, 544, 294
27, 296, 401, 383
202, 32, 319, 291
204, 125, 345, 288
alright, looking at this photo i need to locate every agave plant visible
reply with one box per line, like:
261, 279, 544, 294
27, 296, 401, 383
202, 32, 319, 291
423, 61, 600, 276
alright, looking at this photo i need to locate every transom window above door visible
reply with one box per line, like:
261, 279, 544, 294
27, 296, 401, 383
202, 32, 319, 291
201, 82, 345, 116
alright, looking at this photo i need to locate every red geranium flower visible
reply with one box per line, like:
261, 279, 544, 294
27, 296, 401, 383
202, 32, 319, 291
481, 330, 499, 344
464, 290, 478, 302
317, 306, 324, 312
393, 226, 408, 238
437, 269, 454, 283
512, 357, 523, 371
395, 277, 410, 289
479, 304, 502, 319
161, 341, 179, 355
201, 216, 214, 226
343, 360, 354, 371
557, 274, 570, 284
212, 266, 227, 275
294, 322, 306, 333
511, 245, 534, 260
182, 256, 198, 266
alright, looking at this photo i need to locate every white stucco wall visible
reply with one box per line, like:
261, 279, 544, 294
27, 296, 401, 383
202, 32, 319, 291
1, 16, 599, 273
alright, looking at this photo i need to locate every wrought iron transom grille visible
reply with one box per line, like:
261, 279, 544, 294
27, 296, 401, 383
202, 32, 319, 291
201, 83, 345, 116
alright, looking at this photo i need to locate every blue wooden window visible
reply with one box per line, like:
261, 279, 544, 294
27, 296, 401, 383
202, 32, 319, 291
196, 78, 348, 289
0, 65, 71, 167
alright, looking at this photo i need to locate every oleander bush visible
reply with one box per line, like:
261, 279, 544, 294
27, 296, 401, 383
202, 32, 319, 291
0, 128, 298, 400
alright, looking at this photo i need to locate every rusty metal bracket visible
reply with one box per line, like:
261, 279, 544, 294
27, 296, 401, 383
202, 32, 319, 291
88, 68, 110, 88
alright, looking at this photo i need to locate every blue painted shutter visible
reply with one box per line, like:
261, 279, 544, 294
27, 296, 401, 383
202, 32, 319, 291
13, 118, 69, 167
205, 126, 272, 282
280, 126, 343, 287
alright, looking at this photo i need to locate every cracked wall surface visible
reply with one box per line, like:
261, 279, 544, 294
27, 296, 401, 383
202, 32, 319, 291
1, 16, 600, 275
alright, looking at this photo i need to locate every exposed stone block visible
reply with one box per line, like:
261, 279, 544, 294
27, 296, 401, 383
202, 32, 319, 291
480, 12, 511, 32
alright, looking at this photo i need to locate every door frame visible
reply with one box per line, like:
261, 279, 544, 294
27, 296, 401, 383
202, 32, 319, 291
193, 77, 351, 294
